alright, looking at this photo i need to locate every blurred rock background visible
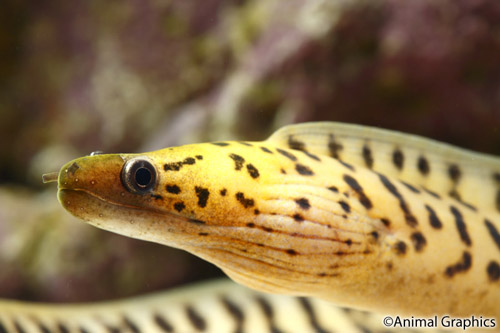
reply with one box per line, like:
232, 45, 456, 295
0, 0, 499, 302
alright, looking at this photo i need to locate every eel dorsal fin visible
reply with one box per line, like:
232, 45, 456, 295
266, 122, 500, 214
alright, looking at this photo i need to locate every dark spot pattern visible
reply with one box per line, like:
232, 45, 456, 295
57, 322, 70, 333
174, 202, 185, 212
152, 194, 163, 200
293, 214, 304, 222
254, 209, 260, 215
327, 186, 339, 193
485, 219, 500, 252
288, 135, 306, 151
343, 175, 373, 210
450, 206, 471, 246
410, 232, 427, 252
246, 164, 260, 179
380, 218, 391, 227
238, 141, 252, 146
298, 298, 331, 333
262, 226, 273, 233
195, 187, 210, 208
295, 163, 314, 176
255, 296, 282, 333
494, 174, 500, 212
123, 316, 140, 333
394, 241, 407, 255
221, 297, 244, 333
338, 201, 350, 213
370, 231, 379, 240
496, 189, 500, 213
423, 187, 441, 199
246, 222, 255, 228
229, 153, 245, 170
166, 185, 181, 194
37, 322, 51, 333
164, 157, 198, 172
195, 155, 203, 160
338, 160, 355, 171
185, 306, 206, 331
295, 198, 310, 210
392, 149, 404, 170
67, 162, 80, 175
445, 251, 472, 278
448, 164, 461, 182
236, 192, 255, 208
487, 261, 500, 282
449, 189, 461, 201
401, 181, 420, 194
184, 157, 195, 165
198, 232, 208, 236
286, 249, 298, 255
378, 174, 418, 227
76, 326, 90, 333
417, 156, 430, 175
13, 321, 26, 333
276, 148, 297, 161
261, 146, 273, 154
164, 162, 183, 171
425, 205, 442, 229
455, 199, 477, 212
328, 134, 343, 158
303, 151, 321, 161
189, 218, 206, 225
212, 142, 230, 146
154, 313, 174, 332
220, 188, 227, 196
448, 190, 477, 212
362, 144, 373, 168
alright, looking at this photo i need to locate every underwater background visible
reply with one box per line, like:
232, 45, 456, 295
1, 0, 499, 302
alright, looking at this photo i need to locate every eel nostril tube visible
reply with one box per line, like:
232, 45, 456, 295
42, 172, 59, 183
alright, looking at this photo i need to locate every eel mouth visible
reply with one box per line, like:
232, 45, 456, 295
58, 187, 152, 214
57, 188, 160, 225
57, 187, 168, 233
57, 188, 208, 249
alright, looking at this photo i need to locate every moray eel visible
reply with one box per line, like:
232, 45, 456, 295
48, 122, 500, 317
4, 122, 499, 331
0, 279, 395, 332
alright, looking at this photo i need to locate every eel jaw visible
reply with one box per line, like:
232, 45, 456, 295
57, 188, 205, 251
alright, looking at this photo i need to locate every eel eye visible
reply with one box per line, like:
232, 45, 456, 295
121, 157, 157, 194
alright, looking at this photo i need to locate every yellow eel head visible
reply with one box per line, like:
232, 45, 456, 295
56, 146, 233, 251
54, 142, 387, 307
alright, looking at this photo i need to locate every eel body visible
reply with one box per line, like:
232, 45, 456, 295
2, 122, 500, 330
0, 279, 398, 333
